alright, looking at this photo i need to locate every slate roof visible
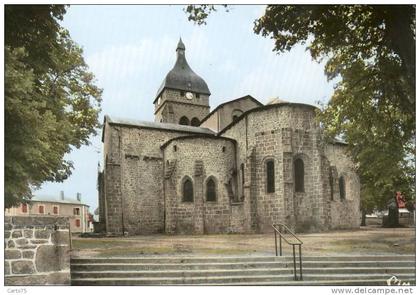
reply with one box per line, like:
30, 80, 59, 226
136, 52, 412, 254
105, 115, 215, 135
30, 195, 89, 206
154, 38, 210, 102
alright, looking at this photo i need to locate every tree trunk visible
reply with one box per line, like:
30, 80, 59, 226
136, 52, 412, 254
386, 206, 400, 227
383, 194, 400, 228
361, 210, 367, 226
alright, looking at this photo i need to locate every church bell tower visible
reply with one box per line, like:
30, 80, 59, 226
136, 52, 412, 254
153, 38, 211, 126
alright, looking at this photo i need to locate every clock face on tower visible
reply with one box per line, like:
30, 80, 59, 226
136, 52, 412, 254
186, 92, 193, 100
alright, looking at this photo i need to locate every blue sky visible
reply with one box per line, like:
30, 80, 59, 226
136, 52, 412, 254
35, 5, 336, 212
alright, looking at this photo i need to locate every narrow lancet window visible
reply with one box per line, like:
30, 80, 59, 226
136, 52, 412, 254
206, 178, 216, 202
339, 176, 346, 200
266, 160, 275, 193
183, 178, 194, 202
294, 158, 304, 192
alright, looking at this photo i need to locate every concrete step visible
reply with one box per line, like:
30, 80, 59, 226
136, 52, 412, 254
71, 266, 415, 279
70, 255, 416, 286
70, 260, 414, 271
71, 268, 294, 278
71, 261, 288, 271
70, 254, 415, 264
71, 256, 286, 264
297, 261, 414, 268
71, 273, 416, 286
285, 255, 415, 262
200, 278, 417, 286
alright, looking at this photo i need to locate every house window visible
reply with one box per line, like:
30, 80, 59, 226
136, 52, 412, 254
266, 160, 275, 193
196, 93, 200, 99
182, 178, 194, 202
21, 203, 28, 213
191, 117, 200, 127
179, 116, 189, 125
180, 91, 185, 97
53, 206, 59, 215
206, 178, 217, 202
38, 205, 44, 214
75, 219, 81, 227
73, 208, 80, 215
339, 176, 346, 200
294, 158, 304, 192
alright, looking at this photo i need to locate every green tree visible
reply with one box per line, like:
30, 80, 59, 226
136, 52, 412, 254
5, 5, 102, 208
186, 5, 415, 215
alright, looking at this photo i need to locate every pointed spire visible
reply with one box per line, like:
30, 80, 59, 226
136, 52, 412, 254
176, 37, 185, 51
154, 38, 210, 102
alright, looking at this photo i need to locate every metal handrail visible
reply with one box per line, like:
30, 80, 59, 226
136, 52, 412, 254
272, 223, 303, 281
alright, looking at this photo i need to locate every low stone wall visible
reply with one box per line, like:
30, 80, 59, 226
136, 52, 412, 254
5, 216, 71, 285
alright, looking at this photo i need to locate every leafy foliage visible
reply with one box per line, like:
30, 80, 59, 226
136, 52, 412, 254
184, 5, 229, 25
5, 5, 102, 208
187, 5, 415, 211
257, 5, 416, 211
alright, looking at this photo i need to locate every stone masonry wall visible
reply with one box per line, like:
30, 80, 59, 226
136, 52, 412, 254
102, 122, 123, 234
217, 97, 261, 132
325, 143, 361, 229
5, 216, 71, 286
199, 110, 218, 132
163, 137, 239, 234
155, 89, 210, 124
166, 102, 210, 125
221, 104, 359, 232
102, 103, 360, 235
200, 96, 261, 132
155, 89, 209, 114
105, 124, 212, 235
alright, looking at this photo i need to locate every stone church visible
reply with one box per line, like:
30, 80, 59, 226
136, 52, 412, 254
97, 39, 360, 235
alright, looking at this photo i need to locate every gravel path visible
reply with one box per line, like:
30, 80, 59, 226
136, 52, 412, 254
71, 226, 415, 258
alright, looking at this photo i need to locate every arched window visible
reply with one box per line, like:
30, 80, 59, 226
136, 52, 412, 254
179, 116, 189, 125
266, 160, 275, 193
232, 109, 243, 122
294, 158, 304, 192
191, 117, 200, 126
206, 178, 217, 202
339, 176, 346, 200
182, 178, 194, 202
